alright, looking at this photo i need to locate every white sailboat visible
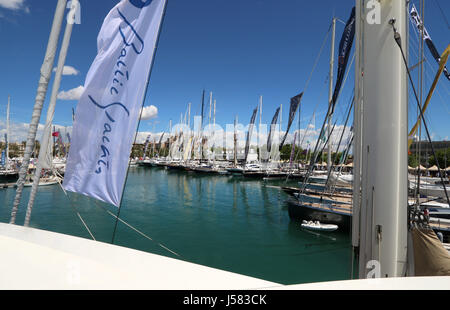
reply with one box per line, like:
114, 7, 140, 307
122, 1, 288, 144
0, 95, 20, 185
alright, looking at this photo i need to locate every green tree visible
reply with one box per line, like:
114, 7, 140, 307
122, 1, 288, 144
9, 143, 20, 158
130, 143, 144, 158
408, 153, 419, 167
428, 148, 450, 169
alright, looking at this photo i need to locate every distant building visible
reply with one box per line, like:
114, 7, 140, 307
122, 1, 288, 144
410, 140, 450, 156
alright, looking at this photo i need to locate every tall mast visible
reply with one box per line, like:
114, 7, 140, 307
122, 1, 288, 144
328, 17, 336, 173
209, 92, 212, 128
279, 104, 282, 157
234, 115, 239, 169
356, 0, 408, 278
352, 0, 364, 260
213, 99, 216, 165
258, 95, 262, 163
297, 100, 301, 167
168, 119, 172, 159
200, 90, 205, 162
6, 95, 10, 169
9, 0, 67, 225
188, 102, 191, 129
208, 92, 212, 163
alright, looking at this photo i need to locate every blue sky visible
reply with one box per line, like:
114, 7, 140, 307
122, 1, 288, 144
0, 0, 449, 143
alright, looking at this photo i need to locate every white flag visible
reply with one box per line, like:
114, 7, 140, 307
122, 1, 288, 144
63, 0, 166, 206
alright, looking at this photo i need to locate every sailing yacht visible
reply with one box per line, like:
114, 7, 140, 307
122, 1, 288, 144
0, 96, 19, 186
292, 1, 450, 281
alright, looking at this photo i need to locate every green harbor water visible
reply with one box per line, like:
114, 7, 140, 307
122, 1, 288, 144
0, 167, 352, 285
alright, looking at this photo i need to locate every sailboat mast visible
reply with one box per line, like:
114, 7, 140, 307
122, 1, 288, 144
200, 90, 205, 162
188, 102, 191, 129
168, 119, 172, 159
297, 101, 301, 168
234, 115, 237, 168
209, 92, 212, 128
213, 99, 216, 165
352, 1, 363, 256
279, 104, 282, 165
258, 95, 262, 163
6, 95, 10, 169
356, 0, 408, 278
327, 17, 336, 174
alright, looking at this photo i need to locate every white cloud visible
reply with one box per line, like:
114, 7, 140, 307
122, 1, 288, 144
140, 105, 158, 120
136, 131, 167, 144
0, 119, 71, 144
57, 86, 84, 101
53, 65, 79, 76
0, 0, 29, 12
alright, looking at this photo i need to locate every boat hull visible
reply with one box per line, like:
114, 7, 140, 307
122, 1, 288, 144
0, 172, 19, 184
287, 199, 351, 231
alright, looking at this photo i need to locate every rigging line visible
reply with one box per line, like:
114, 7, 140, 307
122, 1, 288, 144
325, 96, 354, 189
433, 0, 450, 29
300, 120, 338, 191
408, 30, 450, 136
390, 20, 450, 206
111, 0, 169, 245
302, 21, 333, 95
409, 36, 450, 115
409, 14, 450, 97
296, 51, 355, 175
54, 171, 96, 241
297, 75, 329, 152
330, 52, 356, 128
408, 46, 447, 136
99, 204, 181, 258
331, 134, 354, 196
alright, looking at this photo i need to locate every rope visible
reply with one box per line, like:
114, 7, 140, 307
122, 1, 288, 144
389, 19, 450, 206
111, 0, 169, 244
95, 202, 181, 257
57, 175, 180, 257
302, 21, 333, 94
55, 171, 96, 241
286, 22, 333, 167
432, 0, 450, 30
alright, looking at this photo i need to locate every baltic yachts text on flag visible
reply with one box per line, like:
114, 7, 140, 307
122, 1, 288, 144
63, 0, 167, 206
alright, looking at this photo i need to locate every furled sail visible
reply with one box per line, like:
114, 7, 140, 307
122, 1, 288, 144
411, 227, 450, 276
244, 106, 258, 164
279, 92, 303, 149
289, 131, 297, 168
143, 134, 151, 158
157, 132, 165, 154
266, 107, 280, 155
410, 4, 450, 81
330, 7, 355, 114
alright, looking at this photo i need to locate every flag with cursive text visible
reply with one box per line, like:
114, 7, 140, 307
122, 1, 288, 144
63, 0, 167, 206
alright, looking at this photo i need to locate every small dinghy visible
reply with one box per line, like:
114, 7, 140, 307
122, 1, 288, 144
301, 220, 338, 232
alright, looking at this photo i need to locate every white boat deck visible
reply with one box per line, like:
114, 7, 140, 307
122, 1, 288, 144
0, 223, 278, 290
2, 223, 449, 290
275, 276, 450, 290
